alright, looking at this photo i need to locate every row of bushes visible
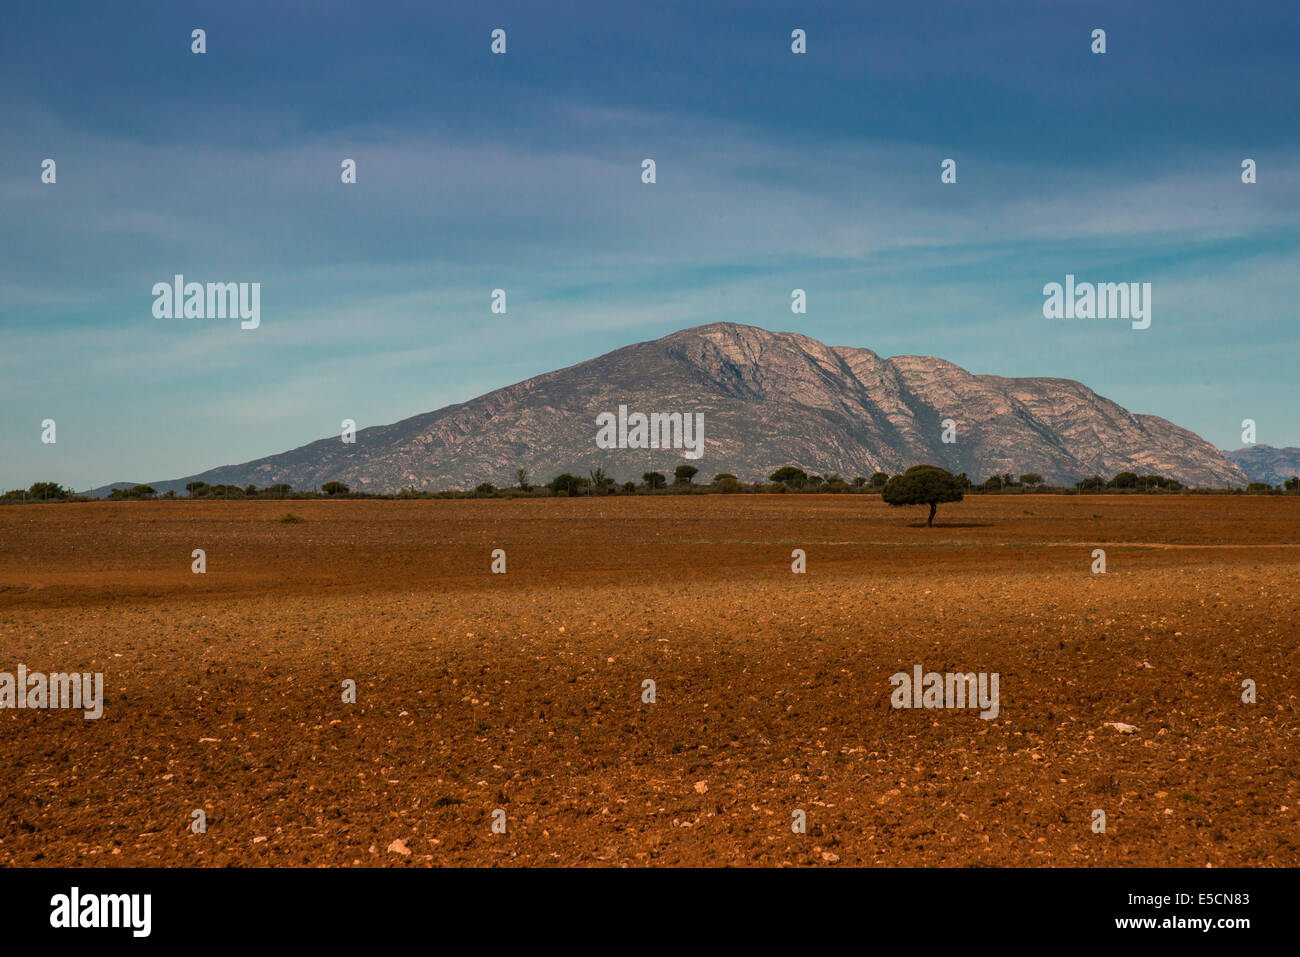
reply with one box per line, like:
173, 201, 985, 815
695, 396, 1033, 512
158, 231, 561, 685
520, 467, 1300, 497
0, 480, 351, 503
1, 482, 91, 503
6, 471, 1299, 504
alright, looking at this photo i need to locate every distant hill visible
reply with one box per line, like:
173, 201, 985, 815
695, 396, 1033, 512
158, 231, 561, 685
1222, 445, 1300, 487
86, 322, 1249, 496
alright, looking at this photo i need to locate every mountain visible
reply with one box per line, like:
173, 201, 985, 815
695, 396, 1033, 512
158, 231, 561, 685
88, 322, 1248, 495
1222, 445, 1300, 487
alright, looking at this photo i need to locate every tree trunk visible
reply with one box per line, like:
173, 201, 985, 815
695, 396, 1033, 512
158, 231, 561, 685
927, 502, 937, 526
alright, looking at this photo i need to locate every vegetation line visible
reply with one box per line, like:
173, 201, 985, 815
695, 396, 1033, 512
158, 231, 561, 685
7, 465, 1299, 504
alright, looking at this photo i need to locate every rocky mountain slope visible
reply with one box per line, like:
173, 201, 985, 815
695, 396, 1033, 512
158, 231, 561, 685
90, 323, 1249, 494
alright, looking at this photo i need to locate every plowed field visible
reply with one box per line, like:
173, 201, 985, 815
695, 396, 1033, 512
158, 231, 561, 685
1, 495, 1296, 866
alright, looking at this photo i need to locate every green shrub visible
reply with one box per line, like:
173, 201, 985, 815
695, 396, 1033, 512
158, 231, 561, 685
769, 466, 807, 489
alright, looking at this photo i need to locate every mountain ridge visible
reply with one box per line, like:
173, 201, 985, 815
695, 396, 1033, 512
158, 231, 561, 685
86, 322, 1249, 495
1221, 445, 1300, 486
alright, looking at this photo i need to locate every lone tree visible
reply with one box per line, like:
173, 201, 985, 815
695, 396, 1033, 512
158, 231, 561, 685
321, 481, 349, 496
881, 465, 964, 527
673, 464, 699, 486
642, 471, 667, 490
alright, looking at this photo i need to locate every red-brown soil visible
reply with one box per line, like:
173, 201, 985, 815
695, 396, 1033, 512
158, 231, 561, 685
1, 495, 1296, 866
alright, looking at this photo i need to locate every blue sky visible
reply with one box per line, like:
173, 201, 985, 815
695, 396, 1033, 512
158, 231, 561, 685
2, 0, 1298, 490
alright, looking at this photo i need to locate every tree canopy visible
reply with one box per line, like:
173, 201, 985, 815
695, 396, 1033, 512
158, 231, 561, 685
880, 465, 964, 526
769, 466, 807, 487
